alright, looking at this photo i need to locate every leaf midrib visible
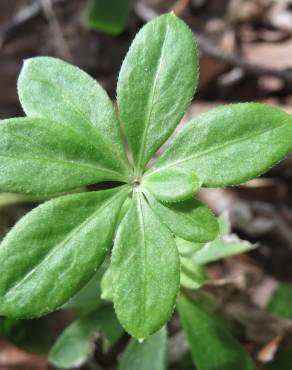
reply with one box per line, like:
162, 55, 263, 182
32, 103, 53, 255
3, 118, 130, 182
136, 22, 170, 172
30, 77, 129, 172
0, 153, 125, 181
148, 121, 288, 176
136, 192, 147, 327
4, 188, 127, 297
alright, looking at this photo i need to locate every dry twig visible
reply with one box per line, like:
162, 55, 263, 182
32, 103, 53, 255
40, 0, 73, 61
0, 1, 41, 47
171, 0, 190, 16
0, 0, 68, 48
195, 33, 292, 86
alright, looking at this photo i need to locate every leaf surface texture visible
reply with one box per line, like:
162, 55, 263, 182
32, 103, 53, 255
112, 191, 180, 339
0, 187, 128, 317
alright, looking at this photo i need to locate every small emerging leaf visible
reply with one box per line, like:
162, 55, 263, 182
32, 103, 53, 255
117, 13, 198, 172
112, 190, 180, 339
146, 191, 219, 243
0, 187, 129, 318
118, 327, 167, 370
176, 236, 204, 257
147, 103, 292, 187
180, 258, 207, 290
194, 216, 256, 265
142, 167, 201, 202
49, 305, 123, 369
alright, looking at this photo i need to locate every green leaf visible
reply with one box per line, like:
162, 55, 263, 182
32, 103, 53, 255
101, 266, 114, 302
63, 269, 105, 316
117, 13, 198, 172
87, 0, 130, 35
147, 103, 292, 187
194, 237, 255, 265
49, 305, 123, 369
146, 191, 219, 243
18, 57, 132, 184
0, 117, 128, 195
178, 295, 256, 370
142, 167, 201, 203
117, 196, 132, 226
267, 284, 292, 319
176, 236, 204, 257
194, 215, 255, 265
118, 327, 167, 370
112, 190, 180, 339
180, 257, 207, 290
0, 186, 129, 318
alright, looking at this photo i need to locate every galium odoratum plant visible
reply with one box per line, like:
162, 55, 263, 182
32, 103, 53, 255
0, 13, 292, 341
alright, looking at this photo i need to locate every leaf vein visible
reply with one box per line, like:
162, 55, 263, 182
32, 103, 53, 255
4, 188, 126, 296
149, 121, 288, 175
136, 192, 147, 327
31, 78, 128, 168
0, 153, 125, 181
136, 22, 170, 171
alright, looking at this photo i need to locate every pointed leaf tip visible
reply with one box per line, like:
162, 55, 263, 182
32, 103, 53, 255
112, 191, 180, 338
117, 14, 199, 172
118, 327, 167, 370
